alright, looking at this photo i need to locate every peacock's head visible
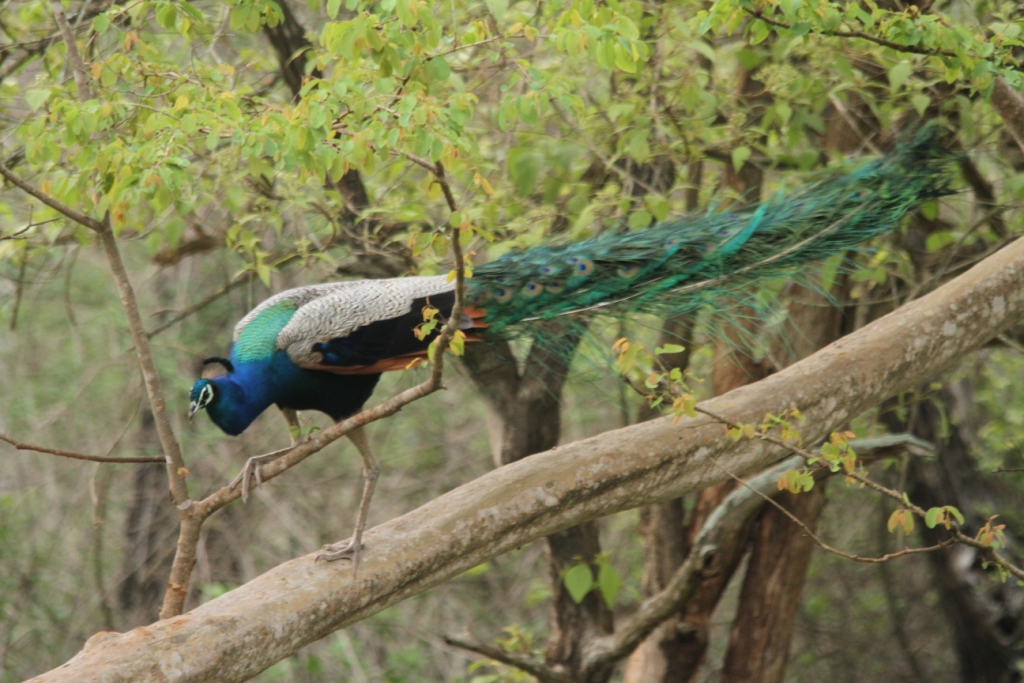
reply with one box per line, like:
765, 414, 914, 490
188, 357, 235, 421
189, 378, 217, 420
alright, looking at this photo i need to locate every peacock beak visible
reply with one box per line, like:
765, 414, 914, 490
188, 402, 199, 420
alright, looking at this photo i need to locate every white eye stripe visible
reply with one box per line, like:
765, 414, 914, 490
198, 384, 214, 408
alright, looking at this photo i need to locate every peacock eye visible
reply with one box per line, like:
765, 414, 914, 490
545, 281, 565, 293
569, 258, 594, 275
540, 266, 556, 275
200, 384, 214, 407
617, 264, 639, 278
494, 287, 513, 303
523, 282, 543, 297
664, 238, 680, 250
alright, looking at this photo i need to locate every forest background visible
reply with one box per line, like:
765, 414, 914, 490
4, 0, 1024, 681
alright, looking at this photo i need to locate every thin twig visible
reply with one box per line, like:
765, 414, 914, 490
0, 164, 105, 231
696, 405, 1024, 582
443, 635, 570, 683
747, 8, 959, 59
146, 273, 252, 339
49, 0, 93, 100
705, 452, 956, 564
0, 433, 164, 463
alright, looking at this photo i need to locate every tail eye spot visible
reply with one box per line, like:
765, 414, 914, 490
494, 287, 513, 302
573, 259, 594, 275
524, 282, 543, 297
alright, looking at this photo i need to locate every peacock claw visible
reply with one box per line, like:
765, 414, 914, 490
315, 537, 362, 569
229, 447, 290, 502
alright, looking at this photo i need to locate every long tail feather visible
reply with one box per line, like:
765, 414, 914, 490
469, 125, 959, 337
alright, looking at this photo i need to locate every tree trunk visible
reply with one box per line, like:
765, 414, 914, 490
719, 268, 851, 682
719, 485, 826, 682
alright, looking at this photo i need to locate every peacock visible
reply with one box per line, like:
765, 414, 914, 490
189, 127, 958, 570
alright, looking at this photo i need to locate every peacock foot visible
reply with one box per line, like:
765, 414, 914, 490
315, 536, 363, 575
229, 447, 290, 502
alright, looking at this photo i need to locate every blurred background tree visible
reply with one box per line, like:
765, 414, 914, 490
2, 0, 1024, 680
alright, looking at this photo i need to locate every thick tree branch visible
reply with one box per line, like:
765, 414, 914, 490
27, 236, 1024, 682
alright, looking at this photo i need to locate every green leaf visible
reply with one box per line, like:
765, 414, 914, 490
628, 210, 652, 229
485, 0, 508, 22
597, 563, 621, 608
925, 507, 941, 529
888, 62, 912, 92
911, 93, 931, 117
426, 57, 451, 82
92, 13, 111, 34
925, 231, 954, 253
749, 19, 770, 45
732, 145, 751, 172
947, 506, 965, 525
779, 0, 801, 18
646, 195, 670, 222
920, 199, 939, 221
395, 0, 417, 27
463, 562, 491, 578
24, 89, 50, 112
563, 563, 594, 604
613, 42, 637, 73
157, 3, 177, 30
508, 149, 543, 197
613, 16, 639, 40
256, 262, 271, 287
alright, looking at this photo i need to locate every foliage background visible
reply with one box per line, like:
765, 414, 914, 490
2, 0, 1024, 680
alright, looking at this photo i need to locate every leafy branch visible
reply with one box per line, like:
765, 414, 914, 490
696, 406, 1024, 583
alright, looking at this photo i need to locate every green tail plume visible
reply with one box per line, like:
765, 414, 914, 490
468, 125, 959, 338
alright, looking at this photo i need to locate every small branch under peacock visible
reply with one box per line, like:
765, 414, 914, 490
189, 124, 959, 572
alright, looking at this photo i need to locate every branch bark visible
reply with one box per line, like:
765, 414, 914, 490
992, 77, 1024, 156
27, 235, 1024, 682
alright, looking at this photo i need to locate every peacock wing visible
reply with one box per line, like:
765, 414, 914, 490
230, 283, 370, 365
275, 276, 456, 374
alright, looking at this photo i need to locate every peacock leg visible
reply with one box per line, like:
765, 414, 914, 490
281, 407, 302, 446
316, 426, 379, 575
229, 408, 304, 501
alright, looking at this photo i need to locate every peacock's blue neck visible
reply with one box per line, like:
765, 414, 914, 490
208, 353, 302, 435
